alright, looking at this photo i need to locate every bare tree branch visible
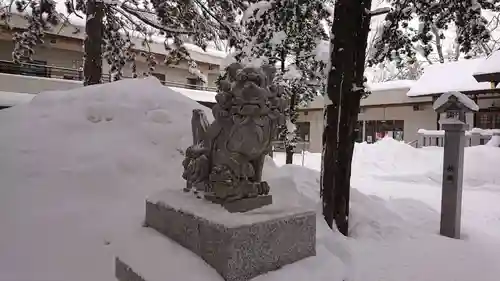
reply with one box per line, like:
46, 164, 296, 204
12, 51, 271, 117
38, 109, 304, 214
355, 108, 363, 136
120, 3, 194, 34
431, 24, 445, 63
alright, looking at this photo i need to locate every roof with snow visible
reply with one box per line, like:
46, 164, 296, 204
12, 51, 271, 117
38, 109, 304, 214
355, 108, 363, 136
432, 91, 479, 113
300, 80, 431, 110
367, 80, 415, 92
473, 49, 500, 83
407, 58, 500, 97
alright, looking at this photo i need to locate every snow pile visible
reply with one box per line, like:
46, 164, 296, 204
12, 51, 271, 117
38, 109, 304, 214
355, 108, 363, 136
0, 77, 212, 281
350, 137, 500, 188
486, 135, 500, 147
270, 159, 500, 281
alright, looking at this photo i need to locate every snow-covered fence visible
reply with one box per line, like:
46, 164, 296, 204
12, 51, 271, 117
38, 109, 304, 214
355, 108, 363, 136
416, 128, 499, 148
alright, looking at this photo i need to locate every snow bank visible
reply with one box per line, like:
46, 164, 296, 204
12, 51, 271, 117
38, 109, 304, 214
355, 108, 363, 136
0, 77, 212, 281
273, 137, 500, 189
486, 135, 500, 147
0, 91, 35, 107
351, 137, 500, 188
270, 160, 500, 281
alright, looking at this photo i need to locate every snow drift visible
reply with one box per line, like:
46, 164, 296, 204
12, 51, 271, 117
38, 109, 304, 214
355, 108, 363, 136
351, 137, 500, 188
0, 78, 212, 281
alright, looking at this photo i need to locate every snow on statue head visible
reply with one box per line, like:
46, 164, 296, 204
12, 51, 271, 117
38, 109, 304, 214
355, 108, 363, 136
181, 62, 286, 213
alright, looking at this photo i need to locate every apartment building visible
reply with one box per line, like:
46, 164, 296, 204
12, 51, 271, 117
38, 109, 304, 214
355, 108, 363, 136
0, 14, 224, 105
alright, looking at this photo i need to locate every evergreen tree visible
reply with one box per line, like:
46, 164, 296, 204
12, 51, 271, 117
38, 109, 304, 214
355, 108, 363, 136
0, 0, 238, 85
232, 0, 331, 164
368, 0, 500, 68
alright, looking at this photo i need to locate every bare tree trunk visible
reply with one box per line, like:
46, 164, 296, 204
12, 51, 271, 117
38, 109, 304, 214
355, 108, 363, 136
321, 0, 372, 235
431, 24, 445, 63
84, 0, 105, 86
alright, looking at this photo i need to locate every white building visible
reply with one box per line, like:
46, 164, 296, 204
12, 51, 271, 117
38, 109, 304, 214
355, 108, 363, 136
298, 56, 500, 152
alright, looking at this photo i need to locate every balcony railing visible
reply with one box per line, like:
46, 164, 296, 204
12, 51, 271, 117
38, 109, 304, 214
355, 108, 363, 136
0, 60, 217, 92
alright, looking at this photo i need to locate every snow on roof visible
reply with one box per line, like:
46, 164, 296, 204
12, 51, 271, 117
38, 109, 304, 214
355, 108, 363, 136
0, 91, 35, 106
367, 80, 415, 92
167, 86, 217, 103
432, 91, 479, 112
301, 80, 418, 110
407, 58, 499, 97
473, 49, 500, 76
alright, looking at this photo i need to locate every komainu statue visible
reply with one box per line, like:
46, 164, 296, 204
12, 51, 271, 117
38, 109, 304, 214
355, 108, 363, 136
182, 63, 287, 212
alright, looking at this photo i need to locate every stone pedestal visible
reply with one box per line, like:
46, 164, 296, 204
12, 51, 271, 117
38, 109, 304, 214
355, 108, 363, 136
440, 121, 467, 239
116, 189, 316, 281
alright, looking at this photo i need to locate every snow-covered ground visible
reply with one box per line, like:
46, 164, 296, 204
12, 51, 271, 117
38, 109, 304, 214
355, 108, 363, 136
1, 78, 500, 281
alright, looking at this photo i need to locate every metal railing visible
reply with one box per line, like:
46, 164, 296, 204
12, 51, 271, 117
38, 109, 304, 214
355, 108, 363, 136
0, 60, 217, 92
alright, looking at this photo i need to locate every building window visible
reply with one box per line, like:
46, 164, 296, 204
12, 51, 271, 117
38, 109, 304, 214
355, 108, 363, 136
295, 122, 311, 142
364, 120, 404, 143
413, 105, 423, 111
476, 111, 500, 129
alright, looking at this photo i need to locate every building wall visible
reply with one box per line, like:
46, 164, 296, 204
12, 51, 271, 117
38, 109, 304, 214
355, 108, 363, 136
359, 104, 437, 142
0, 40, 84, 69
298, 103, 437, 153
300, 94, 500, 153
296, 109, 324, 153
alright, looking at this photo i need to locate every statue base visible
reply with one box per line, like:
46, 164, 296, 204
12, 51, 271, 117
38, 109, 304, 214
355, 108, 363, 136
205, 194, 273, 213
115, 189, 316, 281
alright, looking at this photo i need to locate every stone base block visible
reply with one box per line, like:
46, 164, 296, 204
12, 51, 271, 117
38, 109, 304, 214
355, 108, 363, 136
143, 189, 316, 281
